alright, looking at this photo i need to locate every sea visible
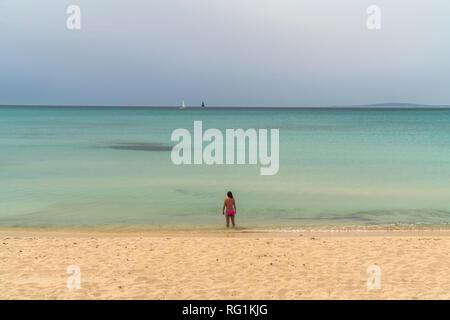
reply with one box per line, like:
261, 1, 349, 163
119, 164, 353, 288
1, 106, 450, 230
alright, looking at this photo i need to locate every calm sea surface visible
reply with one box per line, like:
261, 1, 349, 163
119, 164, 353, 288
1, 107, 450, 229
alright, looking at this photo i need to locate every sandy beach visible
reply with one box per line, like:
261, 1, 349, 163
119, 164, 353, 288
0, 228, 449, 300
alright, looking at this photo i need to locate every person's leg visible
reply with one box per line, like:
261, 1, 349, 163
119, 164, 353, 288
226, 214, 230, 227
231, 214, 235, 227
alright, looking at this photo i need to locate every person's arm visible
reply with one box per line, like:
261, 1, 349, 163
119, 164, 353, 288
222, 200, 226, 215
233, 200, 237, 215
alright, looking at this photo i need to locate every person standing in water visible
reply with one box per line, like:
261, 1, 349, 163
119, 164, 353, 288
222, 191, 236, 227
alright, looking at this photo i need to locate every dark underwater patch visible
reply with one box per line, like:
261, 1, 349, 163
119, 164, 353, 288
108, 142, 173, 152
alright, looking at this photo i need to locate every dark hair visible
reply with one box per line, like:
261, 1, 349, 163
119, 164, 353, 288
227, 191, 233, 198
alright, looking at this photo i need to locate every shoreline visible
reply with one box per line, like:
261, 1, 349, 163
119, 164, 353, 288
1, 225, 450, 238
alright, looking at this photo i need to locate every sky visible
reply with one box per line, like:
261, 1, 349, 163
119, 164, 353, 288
1, 0, 449, 107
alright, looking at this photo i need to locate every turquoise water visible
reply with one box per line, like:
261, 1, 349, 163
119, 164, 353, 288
1, 107, 450, 229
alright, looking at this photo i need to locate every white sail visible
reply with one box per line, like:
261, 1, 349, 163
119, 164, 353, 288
180, 100, 186, 109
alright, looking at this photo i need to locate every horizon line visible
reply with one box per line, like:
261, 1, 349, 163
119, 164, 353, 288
1, 102, 450, 110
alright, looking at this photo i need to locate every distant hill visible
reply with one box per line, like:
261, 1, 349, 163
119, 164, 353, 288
334, 103, 450, 109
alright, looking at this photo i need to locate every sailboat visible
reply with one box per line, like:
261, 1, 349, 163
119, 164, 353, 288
180, 100, 186, 109
201, 101, 205, 107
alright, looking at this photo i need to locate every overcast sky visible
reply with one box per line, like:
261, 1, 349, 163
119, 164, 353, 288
1, 0, 449, 107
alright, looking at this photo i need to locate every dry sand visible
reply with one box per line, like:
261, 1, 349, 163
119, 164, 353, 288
0, 228, 449, 299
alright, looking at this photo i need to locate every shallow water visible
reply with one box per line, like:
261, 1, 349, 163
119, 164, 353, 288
1, 107, 450, 228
